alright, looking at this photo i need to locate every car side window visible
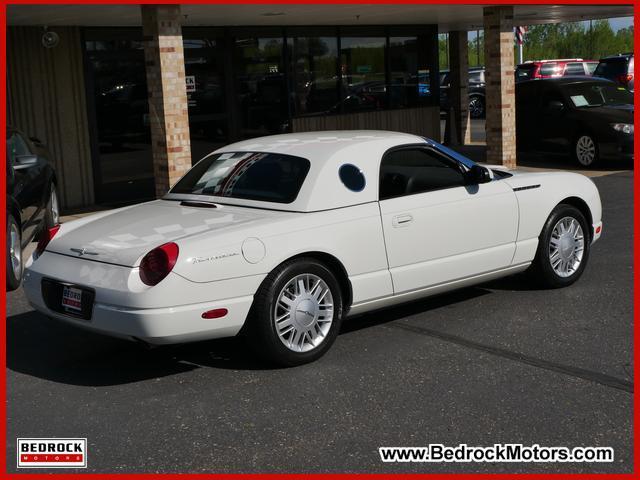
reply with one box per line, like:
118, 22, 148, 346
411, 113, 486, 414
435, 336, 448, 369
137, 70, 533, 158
565, 62, 586, 75
7, 133, 31, 160
380, 148, 466, 200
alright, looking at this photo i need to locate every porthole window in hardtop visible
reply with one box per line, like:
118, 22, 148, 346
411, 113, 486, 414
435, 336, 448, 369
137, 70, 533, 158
339, 164, 366, 192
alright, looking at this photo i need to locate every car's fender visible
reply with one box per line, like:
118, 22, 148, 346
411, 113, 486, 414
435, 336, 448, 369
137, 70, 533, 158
505, 171, 602, 243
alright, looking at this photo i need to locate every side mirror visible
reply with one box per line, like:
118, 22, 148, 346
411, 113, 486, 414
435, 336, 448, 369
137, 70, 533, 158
466, 165, 492, 185
13, 154, 39, 170
546, 100, 565, 114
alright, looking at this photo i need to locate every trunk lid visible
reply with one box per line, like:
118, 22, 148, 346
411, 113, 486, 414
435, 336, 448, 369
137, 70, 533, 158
48, 199, 284, 266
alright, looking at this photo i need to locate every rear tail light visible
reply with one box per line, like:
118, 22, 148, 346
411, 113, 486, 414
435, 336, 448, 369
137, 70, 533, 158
35, 225, 61, 257
139, 242, 179, 286
617, 73, 633, 85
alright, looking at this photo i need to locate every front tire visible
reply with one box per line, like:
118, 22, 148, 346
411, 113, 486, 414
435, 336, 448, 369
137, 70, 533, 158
529, 204, 590, 288
7, 214, 22, 292
245, 258, 344, 366
574, 133, 599, 167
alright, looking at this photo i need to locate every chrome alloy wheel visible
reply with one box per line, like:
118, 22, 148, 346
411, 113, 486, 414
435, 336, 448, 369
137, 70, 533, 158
9, 222, 22, 279
575, 135, 596, 166
274, 273, 334, 353
549, 216, 584, 278
50, 188, 60, 225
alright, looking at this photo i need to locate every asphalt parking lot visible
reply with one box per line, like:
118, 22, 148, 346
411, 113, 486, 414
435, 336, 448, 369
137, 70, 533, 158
6, 167, 633, 473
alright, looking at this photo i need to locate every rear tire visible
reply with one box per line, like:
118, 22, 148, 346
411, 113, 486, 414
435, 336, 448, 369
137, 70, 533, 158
528, 204, 590, 288
244, 258, 344, 367
6, 214, 22, 292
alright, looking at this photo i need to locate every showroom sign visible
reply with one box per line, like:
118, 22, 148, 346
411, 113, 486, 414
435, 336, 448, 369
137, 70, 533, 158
17, 438, 87, 468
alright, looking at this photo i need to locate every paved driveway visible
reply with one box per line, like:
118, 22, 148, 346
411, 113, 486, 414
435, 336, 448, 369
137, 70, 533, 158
6, 171, 633, 473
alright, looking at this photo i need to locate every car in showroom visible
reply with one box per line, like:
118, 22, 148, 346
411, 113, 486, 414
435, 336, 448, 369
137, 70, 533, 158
24, 131, 602, 366
516, 77, 633, 167
6, 127, 58, 291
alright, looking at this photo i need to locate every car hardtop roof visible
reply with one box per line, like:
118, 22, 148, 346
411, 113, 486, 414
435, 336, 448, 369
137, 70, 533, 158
518, 76, 615, 86
213, 130, 428, 162
599, 53, 633, 60
519, 58, 585, 65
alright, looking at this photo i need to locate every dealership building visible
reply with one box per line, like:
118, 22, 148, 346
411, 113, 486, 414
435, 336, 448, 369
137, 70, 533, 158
7, 4, 633, 211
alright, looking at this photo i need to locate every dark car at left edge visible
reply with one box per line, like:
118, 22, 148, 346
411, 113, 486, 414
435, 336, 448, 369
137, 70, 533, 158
516, 77, 634, 167
6, 127, 58, 291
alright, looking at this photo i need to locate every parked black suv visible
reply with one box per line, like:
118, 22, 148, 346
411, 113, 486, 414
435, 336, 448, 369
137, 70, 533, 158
440, 67, 486, 118
594, 54, 634, 92
6, 127, 58, 291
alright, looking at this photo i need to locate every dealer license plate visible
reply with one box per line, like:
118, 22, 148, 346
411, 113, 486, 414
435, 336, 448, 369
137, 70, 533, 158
62, 285, 83, 311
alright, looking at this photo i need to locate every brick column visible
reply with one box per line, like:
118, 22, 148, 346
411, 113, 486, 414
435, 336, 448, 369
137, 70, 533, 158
141, 5, 191, 197
448, 31, 471, 146
483, 6, 516, 168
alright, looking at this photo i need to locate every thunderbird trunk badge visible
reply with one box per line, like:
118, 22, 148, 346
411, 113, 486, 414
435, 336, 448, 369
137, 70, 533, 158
70, 248, 99, 257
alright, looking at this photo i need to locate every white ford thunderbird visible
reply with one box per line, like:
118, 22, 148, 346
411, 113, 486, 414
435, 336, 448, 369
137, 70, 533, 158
24, 131, 602, 365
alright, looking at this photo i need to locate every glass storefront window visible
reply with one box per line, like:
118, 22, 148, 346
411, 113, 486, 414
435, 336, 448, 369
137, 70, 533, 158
234, 36, 288, 139
339, 37, 386, 113
389, 36, 422, 109
289, 37, 339, 116
84, 31, 155, 204
183, 34, 228, 163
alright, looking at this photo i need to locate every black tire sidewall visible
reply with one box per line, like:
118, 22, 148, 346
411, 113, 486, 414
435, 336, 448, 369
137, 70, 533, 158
534, 205, 590, 288
6, 213, 22, 291
249, 259, 344, 367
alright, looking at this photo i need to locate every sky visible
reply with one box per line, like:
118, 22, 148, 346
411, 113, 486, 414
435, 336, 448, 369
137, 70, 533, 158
608, 16, 633, 31
466, 16, 633, 40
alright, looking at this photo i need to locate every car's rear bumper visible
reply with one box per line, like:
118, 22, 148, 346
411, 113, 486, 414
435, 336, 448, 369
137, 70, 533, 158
23, 251, 260, 345
26, 290, 253, 345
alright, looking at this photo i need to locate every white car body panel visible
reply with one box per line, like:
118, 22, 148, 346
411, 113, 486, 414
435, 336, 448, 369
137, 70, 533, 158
23, 131, 603, 345
380, 179, 519, 293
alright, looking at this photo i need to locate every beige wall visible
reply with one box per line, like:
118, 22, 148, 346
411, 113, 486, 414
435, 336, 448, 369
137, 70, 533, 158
8, 26, 94, 210
292, 106, 441, 140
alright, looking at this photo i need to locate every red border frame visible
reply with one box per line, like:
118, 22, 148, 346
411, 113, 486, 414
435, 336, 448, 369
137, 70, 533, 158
1, 1, 636, 478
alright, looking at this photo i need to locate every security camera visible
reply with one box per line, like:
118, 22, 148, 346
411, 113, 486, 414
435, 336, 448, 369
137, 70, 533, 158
42, 30, 59, 49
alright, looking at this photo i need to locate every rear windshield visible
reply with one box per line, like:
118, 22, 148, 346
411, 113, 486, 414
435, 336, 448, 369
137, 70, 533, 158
170, 152, 311, 204
594, 58, 630, 78
539, 62, 562, 76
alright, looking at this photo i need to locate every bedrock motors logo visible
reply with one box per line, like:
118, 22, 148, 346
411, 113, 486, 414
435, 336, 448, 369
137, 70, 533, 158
17, 438, 87, 468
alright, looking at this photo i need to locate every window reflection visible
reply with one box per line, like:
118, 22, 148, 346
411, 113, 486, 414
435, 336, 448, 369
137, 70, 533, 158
389, 37, 424, 108
234, 37, 288, 138
85, 33, 155, 204
339, 37, 386, 113
183, 34, 228, 163
290, 37, 338, 116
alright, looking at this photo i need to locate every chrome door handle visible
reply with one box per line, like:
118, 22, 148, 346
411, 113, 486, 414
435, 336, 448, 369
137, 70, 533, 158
392, 214, 413, 227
